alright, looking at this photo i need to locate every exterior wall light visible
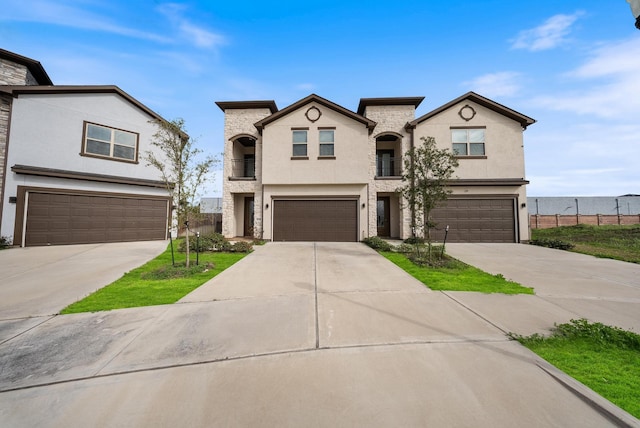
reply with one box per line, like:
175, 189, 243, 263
265, 203, 269, 209
362, 203, 366, 209
628, 0, 640, 29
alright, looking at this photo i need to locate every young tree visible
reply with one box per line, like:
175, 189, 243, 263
144, 118, 219, 267
397, 136, 458, 260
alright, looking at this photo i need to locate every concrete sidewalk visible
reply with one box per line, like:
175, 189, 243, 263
0, 242, 638, 427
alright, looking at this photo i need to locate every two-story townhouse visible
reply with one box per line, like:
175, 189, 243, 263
0, 49, 173, 247
218, 92, 535, 243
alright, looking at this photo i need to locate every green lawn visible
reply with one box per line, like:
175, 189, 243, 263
512, 319, 640, 419
532, 224, 640, 264
381, 251, 533, 294
61, 244, 247, 313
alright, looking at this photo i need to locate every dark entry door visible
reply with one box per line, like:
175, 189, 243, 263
243, 196, 254, 237
377, 196, 390, 237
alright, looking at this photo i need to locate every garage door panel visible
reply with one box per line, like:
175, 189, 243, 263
273, 200, 357, 242
431, 198, 516, 243
25, 192, 168, 246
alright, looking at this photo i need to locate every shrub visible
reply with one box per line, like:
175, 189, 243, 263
362, 236, 393, 251
395, 243, 415, 254
530, 238, 575, 251
0, 236, 11, 250
404, 236, 425, 245
231, 241, 253, 253
179, 232, 229, 252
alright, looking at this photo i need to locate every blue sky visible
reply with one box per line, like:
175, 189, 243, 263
2, 0, 639, 197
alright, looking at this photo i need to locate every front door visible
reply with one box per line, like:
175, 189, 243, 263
243, 196, 254, 237
377, 196, 390, 237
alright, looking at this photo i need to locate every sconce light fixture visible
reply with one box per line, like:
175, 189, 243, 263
361, 203, 366, 209
265, 203, 269, 209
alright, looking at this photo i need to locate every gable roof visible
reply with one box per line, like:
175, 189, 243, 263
0, 85, 166, 123
0, 48, 53, 85
215, 100, 278, 113
254, 94, 377, 133
410, 91, 536, 129
357, 96, 425, 115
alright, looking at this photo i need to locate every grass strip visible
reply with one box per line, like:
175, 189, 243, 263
512, 319, 640, 418
531, 224, 640, 264
61, 244, 247, 313
381, 251, 533, 294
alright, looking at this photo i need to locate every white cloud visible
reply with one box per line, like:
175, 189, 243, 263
511, 12, 583, 51
463, 72, 522, 98
1, 0, 171, 43
295, 83, 316, 92
157, 2, 225, 49
531, 37, 640, 119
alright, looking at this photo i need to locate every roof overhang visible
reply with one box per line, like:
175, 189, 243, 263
0, 48, 53, 85
357, 96, 425, 115
254, 93, 377, 134
0, 85, 168, 124
410, 92, 536, 130
215, 100, 278, 114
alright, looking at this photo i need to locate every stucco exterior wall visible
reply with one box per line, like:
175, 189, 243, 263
414, 100, 526, 180
1, 92, 169, 241
220, 94, 533, 243
261, 102, 370, 185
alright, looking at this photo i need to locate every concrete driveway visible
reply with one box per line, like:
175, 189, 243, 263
0, 242, 638, 427
445, 243, 640, 336
0, 240, 168, 320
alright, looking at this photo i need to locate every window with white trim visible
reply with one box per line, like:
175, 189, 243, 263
319, 129, 334, 156
452, 128, 485, 156
83, 122, 139, 162
292, 130, 308, 157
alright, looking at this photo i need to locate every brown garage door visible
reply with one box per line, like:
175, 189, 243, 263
431, 198, 516, 243
273, 200, 357, 242
25, 192, 169, 246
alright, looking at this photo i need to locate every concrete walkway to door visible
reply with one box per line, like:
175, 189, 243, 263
0, 242, 637, 427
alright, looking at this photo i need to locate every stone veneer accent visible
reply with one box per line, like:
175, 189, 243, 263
0, 59, 37, 86
222, 108, 272, 238
362, 104, 417, 239
0, 58, 35, 232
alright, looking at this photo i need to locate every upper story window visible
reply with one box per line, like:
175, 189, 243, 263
292, 129, 308, 157
452, 128, 485, 156
82, 122, 139, 162
319, 129, 335, 157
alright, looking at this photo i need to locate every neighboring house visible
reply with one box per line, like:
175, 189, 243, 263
217, 92, 535, 243
0, 49, 172, 247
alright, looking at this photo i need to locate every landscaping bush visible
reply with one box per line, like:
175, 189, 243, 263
362, 236, 393, 251
179, 232, 230, 252
403, 236, 425, 245
395, 243, 415, 254
529, 238, 575, 251
231, 241, 253, 253
0, 236, 11, 250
